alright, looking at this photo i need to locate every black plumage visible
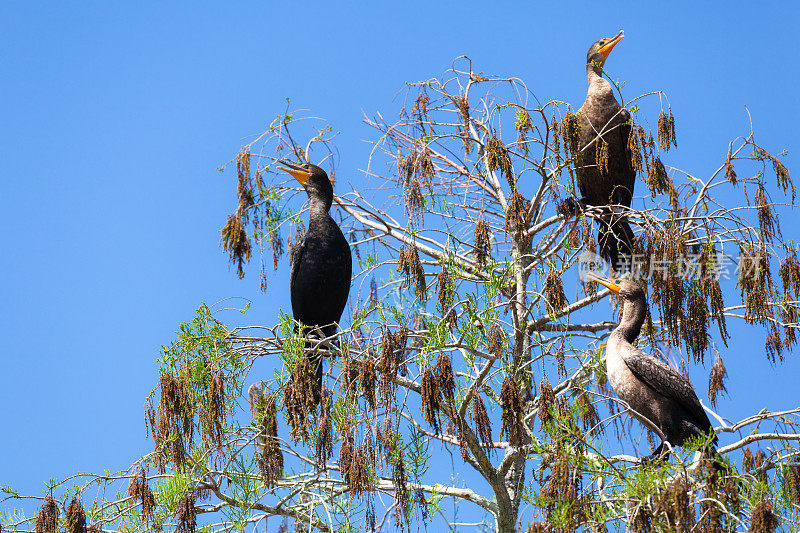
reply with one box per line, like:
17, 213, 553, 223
279, 161, 352, 404
588, 275, 718, 461
575, 31, 635, 272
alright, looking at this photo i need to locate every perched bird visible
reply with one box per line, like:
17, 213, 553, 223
279, 160, 352, 404
587, 274, 718, 462
575, 30, 636, 272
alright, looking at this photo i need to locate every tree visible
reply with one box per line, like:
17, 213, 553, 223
4, 58, 799, 533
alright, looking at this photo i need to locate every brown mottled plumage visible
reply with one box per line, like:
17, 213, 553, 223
576, 31, 635, 272
589, 275, 717, 460
280, 161, 352, 405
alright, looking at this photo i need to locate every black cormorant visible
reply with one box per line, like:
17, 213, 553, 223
279, 160, 352, 404
587, 274, 718, 461
575, 31, 636, 272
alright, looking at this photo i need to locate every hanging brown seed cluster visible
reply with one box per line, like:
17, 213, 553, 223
66, 497, 86, 533
174, 491, 197, 533
436, 268, 457, 328
694, 458, 723, 532
628, 127, 644, 174
472, 394, 493, 448
653, 478, 694, 532
540, 455, 582, 529
738, 243, 773, 326
707, 356, 728, 408
35, 496, 59, 533
725, 153, 737, 185
756, 147, 795, 201
391, 447, 410, 524
538, 379, 555, 428
420, 367, 442, 433
397, 245, 427, 301
683, 283, 709, 364
259, 395, 283, 486
283, 355, 318, 443
750, 500, 780, 533
575, 390, 599, 436
453, 93, 471, 153
505, 192, 530, 248
754, 182, 777, 243
500, 375, 523, 446
657, 108, 677, 150
486, 132, 514, 188
648, 228, 688, 348
360, 355, 377, 411
595, 139, 609, 175
560, 112, 581, 161
543, 270, 567, 312
341, 353, 360, 398
339, 436, 370, 496
236, 151, 255, 211
515, 109, 532, 152
221, 213, 252, 279
411, 92, 429, 120
151, 367, 194, 470
199, 371, 224, 451
646, 156, 673, 201
316, 395, 333, 467
782, 462, 800, 506
378, 328, 407, 404
487, 324, 504, 359
404, 176, 425, 223
128, 469, 156, 523
436, 352, 455, 406
473, 219, 492, 266
700, 240, 730, 343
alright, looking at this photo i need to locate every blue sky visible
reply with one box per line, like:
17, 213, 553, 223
1, 0, 799, 519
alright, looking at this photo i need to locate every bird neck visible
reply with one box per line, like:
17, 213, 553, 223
308, 194, 333, 217
616, 297, 647, 343
586, 61, 605, 85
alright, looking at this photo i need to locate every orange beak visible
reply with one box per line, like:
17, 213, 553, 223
584, 272, 622, 294
278, 160, 312, 185
598, 30, 624, 59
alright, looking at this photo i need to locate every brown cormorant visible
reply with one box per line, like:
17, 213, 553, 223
575, 31, 635, 272
587, 274, 718, 461
279, 160, 352, 404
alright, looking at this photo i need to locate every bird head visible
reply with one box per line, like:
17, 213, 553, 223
278, 160, 334, 205
586, 30, 624, 70
584, 273, 645, 302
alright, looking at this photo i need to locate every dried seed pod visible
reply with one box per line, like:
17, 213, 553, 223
221, 213, 252, 279
595, 139, 609, 175
504, 192, 529, 246
779, 249, 800, 300
757, 147, 795, 200
543, 270, 567, 312
561, 112, 581, 160
236, 150, 254, 211
66, 497, 86, 533
35, 496, 59, 533
339, 436, 355, 485
783, 462, 800, 505
743, 447, 754, 471
750, 500, 780, 533
473, 394, 493, 447
341, 354, 359, 397
654, 478, 694, 532
627, 127, 643, 174
701, 240, 730, 343
473, 220, 492, 266
707, 356, 728, 408
755, 182, 777, 243
486, 132, 514, 189
412, 92, 429, 119
259, 395, 284, 487
538, 379, 555, 428
500, 375, 523, 445
316, 401, 333, 467
645, 156, 672, 199
683, 284, 709, 363
436, 268, 453, 313
575, 390, 599, 436
397, 245, 427, 301
725, 154, 737, 185
487, 325, 504, 359
738, 243, 773, 326
420, 368, 441, 433
435, 352, 455, 406
360, 356, 377, 411
404, 177, 425, 223
453, 93, 471, 154
175, 491, 197, 533
657, 108, 677, 150
283, 356, 318, 443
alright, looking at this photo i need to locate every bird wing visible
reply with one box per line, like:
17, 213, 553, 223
290, 234, 307, 295
620, 345, 712, 430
